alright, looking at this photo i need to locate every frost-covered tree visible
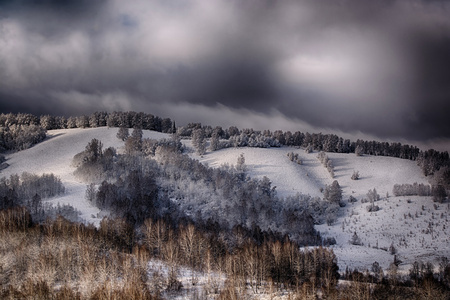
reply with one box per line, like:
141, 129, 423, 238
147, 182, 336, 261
351, 170, 360, 180
76, 115, 90, 128
209, 130, 220, 152
324, 180, 342, 204
116, 126, 129, 141
355, 145, 364, 156
192, 128, 206, 155
236, 153, 246, 172
85, 138, 103, 163
131, 127, 143, 140
40, 115, 56, 130
67, 117, 77, 128
125, 136, 142, 155
366, 188, 380, 203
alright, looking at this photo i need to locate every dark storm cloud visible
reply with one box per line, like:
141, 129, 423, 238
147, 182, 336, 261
0, 0, 449, 142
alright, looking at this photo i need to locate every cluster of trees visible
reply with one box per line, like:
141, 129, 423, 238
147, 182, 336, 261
318, 151, 335, 178
393, 183, 432, 197
180, 124, 427, 159
340, 261, 450, 300
74, 137, 322, 245
0, 124, 46, 152
0, 172, 65, 220
417, 149, 450, 176
72, 138, 117, 183
0, 111, 175, 133
155, 146, 321, 245
432, 185, 447, 203
363, 188, 381, 212
142, 218, 339, 293
287, 152, 302, 164
392, 183, 447, 203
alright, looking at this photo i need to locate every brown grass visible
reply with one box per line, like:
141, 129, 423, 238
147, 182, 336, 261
0, 208, 159, 299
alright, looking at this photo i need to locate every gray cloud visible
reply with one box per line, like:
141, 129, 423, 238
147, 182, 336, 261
0, 0, 449, 142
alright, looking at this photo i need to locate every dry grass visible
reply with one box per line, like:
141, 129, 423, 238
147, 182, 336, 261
0, 208, 159, 299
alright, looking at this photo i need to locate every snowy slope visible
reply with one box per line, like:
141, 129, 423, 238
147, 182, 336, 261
193, 147, 429, 200
0, 127, 169, 225
192, 146, 449, 273
194, 146, 331, 198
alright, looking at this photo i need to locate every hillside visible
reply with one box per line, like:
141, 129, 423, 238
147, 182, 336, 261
192, 145, 448, 272
1, 128, 448, 274
0, 127, 169, 225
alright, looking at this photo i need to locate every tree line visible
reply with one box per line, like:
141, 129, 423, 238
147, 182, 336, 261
0, 112, 175, 133
185, 124, 450, 188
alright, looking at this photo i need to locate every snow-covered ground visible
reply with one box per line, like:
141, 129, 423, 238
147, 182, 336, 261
193, 146, 449, 273
1, 129, 448, 273
0, 127, 169, 226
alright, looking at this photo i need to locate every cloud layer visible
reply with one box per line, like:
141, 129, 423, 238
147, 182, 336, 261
0, 0, 449, 141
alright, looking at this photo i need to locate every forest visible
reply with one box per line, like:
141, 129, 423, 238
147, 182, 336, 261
0, 111, 449, 299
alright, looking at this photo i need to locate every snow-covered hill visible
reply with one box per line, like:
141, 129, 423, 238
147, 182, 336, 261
0, 127, 169, 225
1, 129, 448, 273
192, 146, 449, 273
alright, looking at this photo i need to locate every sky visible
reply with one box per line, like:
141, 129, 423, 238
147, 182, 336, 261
0, 0, 449, 144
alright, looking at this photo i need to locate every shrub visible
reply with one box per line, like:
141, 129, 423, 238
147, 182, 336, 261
366, 204, 380, 212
